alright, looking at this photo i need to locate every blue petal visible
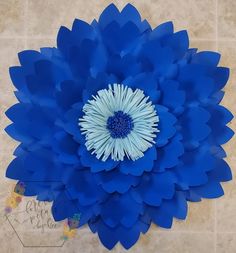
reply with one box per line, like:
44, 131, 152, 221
83, 73, 117, 102
148, 191, 187, 228
6, 156, 33, 181
18, 50, 43, 73
93, 219, 148, 250
40, 47, 55, 58
138, 39, 175, 76
118, 221, 148, 249
68, 39, 97, 79
98, 3, 150, 33
175, 147, 215, 187
100, 193, 143, 228
154, 134, 184, 172
26, 59, 67, 99
136, 172, 176, 206
6, 103, 56, 144
207, 105, 234, 145
193, 180, 224, 199
95, 169, 140, 193
37, 190, 56, 201
72, 19, 94, 41
65, 170, 106, 206
155, 105, 177, 147
119, 4, 141, 26
212, 67, 229, 91
179, 106, 211, 149
55, 80, 83, 110
78, 205, 98, 227
123, 72, 160, 103
98, 4, 120, 29
6, 103, 30, 122
185, 190, 202, 202
120, 146, 157, 176
160, 80, 185, 114
191, 51, 220, 66
26, 149, 65, 181
163, 30, 189, 60
6, 149, 66, 187
90, 43, 108, 77
208, 158, 232, 182
22, 182, 52, 196
179, 64, 229, 95
102, 21, 140, 54
52, 191, 80, 221
150, 21, 174, 40
79, 145, 118, 172
5, 123, 34, 144
52, 131, 79, 164
58, 102, 84, 144
182, 48, 198, 63
96, 220, 119, 250
148, 206, 173, 228
178, 64, 215, 102
9, 66, 27, 91
57, 21, 95, 60
107, 54, 141, 82
57, 26, 72, 57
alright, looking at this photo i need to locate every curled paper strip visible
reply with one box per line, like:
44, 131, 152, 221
5, 3, 234, 250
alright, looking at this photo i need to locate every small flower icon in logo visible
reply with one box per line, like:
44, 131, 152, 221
67, 213, 81, 230
14, 182, 25, 195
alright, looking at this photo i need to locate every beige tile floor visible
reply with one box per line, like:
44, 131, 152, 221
0, 0, 235, 252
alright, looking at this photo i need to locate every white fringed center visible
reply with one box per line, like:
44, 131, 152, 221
79, 84, 159, 162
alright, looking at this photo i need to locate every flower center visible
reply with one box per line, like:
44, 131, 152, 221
107, 111, 134, 139
79, 84, 159, 161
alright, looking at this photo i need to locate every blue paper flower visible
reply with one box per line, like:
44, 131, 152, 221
5, 3, 234, 250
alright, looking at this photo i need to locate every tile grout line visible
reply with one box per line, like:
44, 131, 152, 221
154, 230, 215, 234
22, 0, 28, 49
1, 36, 236, 42
216, 0, 219, 47
21, 1, 29, 252
25, 0, 29, 49
0, 36, 220, 40
158, 231, 236, 234
214, 198, 218, 253
214, 0, 218, 250
213, 2, 218, 253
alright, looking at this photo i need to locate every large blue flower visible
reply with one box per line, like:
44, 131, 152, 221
5, 3, 234, 250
